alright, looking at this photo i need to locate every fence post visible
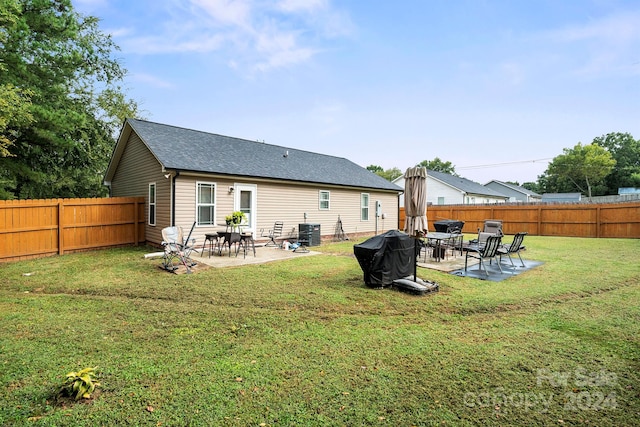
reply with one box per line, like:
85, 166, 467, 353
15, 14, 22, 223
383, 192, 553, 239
58, 199, 64, 255
134, 199, 139, 246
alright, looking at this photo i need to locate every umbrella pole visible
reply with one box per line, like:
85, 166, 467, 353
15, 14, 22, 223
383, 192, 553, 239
413, 237, 418, 281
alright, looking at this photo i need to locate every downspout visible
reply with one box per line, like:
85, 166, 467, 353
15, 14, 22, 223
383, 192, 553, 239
171, 171, 180, 226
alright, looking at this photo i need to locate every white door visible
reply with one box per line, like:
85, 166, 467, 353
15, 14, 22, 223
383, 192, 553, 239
234, 183, 257, 234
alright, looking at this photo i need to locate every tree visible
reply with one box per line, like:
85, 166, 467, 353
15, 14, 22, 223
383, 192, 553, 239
593, 132, 640, 194
544, 143, 616, 198
0, 0, 140, 199
418, 157, 457, 175
0, 0, 33, 159
367, 165, 402, 182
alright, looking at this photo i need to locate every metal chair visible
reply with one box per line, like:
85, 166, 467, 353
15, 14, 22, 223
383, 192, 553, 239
464, 235, 503, 277
161, 222, 197, 273
468, 219, 504, 246
260, 221, 283, 247
498, 232, 528, 267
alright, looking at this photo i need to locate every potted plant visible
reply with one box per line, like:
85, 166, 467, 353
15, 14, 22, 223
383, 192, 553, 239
225, 211, 246, 232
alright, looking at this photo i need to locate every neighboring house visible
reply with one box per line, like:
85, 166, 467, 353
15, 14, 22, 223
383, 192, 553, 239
541, 193, 582, 203
393, 169, 509, 206
484, 180, 542, 203
104, 119, 403, 246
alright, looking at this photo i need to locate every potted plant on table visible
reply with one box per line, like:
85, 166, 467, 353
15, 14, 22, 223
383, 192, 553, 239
225, 211, 246, 233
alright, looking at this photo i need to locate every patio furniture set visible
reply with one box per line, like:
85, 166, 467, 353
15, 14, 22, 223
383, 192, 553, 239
420, 219, 528, 278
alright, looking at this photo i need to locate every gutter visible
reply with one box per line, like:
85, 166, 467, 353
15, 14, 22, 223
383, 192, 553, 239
171, 170, 180, 226
163, 169, 180, 226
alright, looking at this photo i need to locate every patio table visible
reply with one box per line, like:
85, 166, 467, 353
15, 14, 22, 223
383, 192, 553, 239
425, 232, 463, 262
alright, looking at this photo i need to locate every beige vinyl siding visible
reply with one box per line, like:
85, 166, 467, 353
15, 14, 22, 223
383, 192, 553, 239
109, 133, 170, 245
173, 176, 238, 244
172, 175, 399, 246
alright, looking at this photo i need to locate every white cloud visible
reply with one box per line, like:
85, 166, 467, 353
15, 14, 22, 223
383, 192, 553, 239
539, 10, 640, 77
191, 0, 252, 28
130, 72, 175, 89
110, 0, 352, 73
551, 11, 640, 44
277, 0, 328, 13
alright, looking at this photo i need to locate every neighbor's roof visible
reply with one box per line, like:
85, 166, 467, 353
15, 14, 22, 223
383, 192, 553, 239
105, 119, 402, 192
541, 192, 582, 201
426, 170, 509, 198
485, 180, 541, 197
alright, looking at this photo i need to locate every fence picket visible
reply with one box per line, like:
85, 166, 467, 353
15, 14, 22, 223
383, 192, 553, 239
0, 197, 145, 263
399, 201, 640, 238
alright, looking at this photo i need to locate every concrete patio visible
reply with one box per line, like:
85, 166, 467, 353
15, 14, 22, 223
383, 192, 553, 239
193, 243, 320, 268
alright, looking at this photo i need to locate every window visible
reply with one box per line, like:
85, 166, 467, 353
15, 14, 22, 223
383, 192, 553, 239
437, 196, 445, 205
148, 183, 156, 226
197, 182, 216, 225
319, 190, 330, 210
361, 193, 369, 221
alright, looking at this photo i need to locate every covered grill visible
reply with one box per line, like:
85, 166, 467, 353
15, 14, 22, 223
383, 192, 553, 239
353, 230, 416, 287
433, 220, 465, 233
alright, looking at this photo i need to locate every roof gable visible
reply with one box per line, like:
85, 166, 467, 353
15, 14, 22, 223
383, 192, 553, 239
426, 170, 508, 198
485, 180, 541, 197
106, 119, 402, 192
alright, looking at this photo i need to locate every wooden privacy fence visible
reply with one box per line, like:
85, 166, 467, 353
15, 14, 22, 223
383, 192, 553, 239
399, 201, 640, 238
0, 197, 145, 263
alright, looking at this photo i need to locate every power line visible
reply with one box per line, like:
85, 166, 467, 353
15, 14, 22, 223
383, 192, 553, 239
457, 158, 553, 170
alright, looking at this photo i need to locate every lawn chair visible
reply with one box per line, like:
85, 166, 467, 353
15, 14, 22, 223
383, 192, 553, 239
464, 235, 503, 277
469, 219, 504, 246
161, 222, 197, 273
260, 221, 283, 247
498, 232, 528, 267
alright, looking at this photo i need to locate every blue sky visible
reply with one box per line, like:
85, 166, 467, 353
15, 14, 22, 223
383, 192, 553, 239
74, 0, 640, 185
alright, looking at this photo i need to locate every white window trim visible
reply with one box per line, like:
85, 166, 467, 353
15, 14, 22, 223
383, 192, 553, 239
148, 182, 156, 226
196, 181, 217, 226
319, 190, 330, 210
361, 193, 369, 221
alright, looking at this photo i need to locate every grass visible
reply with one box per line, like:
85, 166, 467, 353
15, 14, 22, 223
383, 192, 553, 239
0, 235, 639, 426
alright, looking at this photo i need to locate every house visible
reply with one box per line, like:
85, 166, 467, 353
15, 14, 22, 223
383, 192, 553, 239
104, 119, 403, 246
393, 169, 509, 206
484, 180, 542, 203
541, 193, 582, 203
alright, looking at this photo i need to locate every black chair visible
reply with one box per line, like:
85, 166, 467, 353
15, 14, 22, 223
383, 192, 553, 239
464, 235, 503, 277
444, 225, 464, 258
201, 232, 221, 257
238, 232, 256, 258
261, 221, 283, 247
498, 232, 527, 267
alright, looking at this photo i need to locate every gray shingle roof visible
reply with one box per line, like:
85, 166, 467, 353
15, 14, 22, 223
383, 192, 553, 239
485, 180, 541, 197
127, 119, 401, 192
427, 169, 508, 198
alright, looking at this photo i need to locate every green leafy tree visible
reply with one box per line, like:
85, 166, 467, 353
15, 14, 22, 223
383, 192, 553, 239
367, 165, 402, 182
418, 158, 457, 175
0, 0, 33, 159
521, 181, 541, 193
544, 143, 616, 198
0, 0, 140, 199
593, 132, 640, 194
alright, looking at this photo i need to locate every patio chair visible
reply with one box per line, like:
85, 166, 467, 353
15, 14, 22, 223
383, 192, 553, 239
161, 222, 197, 273
498, 232, 528, 267
464, 235, 503, 277
260, 221, 283, 247
444, 224, 464, 258
469, 219, 504, 246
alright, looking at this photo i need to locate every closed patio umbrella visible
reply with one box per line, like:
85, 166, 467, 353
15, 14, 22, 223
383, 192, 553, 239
403, 166, 428, 237
403, 166, 428, 280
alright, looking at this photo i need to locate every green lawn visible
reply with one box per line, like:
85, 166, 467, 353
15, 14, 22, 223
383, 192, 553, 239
1, 236, 638, 426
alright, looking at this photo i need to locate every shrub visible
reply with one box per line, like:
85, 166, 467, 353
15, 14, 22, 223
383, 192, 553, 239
61, 367, 101, 400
